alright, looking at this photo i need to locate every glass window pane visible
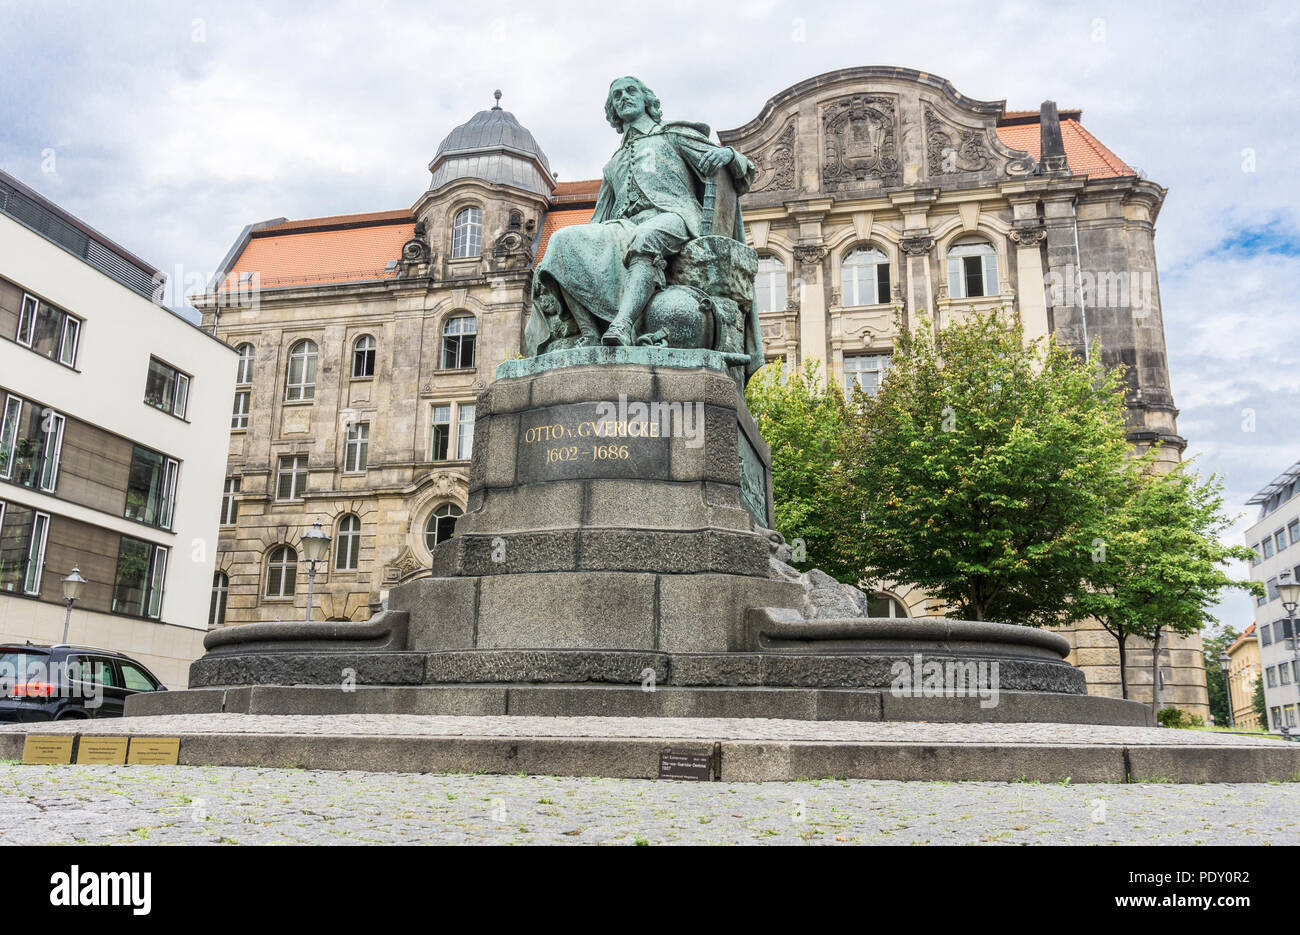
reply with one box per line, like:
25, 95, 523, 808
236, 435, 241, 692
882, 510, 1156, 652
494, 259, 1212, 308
112, 537, 151, 614
457, 404, 476, 460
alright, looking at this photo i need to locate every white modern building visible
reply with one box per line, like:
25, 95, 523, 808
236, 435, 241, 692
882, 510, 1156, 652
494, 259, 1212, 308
0, 169, 236, 688
1244, 460, 1300, 732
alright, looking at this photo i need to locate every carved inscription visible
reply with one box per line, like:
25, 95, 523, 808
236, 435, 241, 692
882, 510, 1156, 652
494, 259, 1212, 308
516, 403, 677, 484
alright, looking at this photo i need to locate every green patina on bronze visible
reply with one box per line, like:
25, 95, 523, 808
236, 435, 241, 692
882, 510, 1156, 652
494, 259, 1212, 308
526, 76, 765, 390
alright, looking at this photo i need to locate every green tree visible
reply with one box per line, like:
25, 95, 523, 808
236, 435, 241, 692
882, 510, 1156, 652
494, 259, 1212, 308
745, 358, 850, 572
1253, 674, 1267, 726
836, 309, 1132, 624
1075, 464, 1261, 703
1202, 625, 1241, 726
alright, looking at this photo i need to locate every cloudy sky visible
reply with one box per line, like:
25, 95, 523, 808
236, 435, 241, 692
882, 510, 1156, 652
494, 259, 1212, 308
2, 0, 1296, 633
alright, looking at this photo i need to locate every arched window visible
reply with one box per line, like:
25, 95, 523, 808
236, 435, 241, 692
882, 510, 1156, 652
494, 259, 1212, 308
865, 592, 908, 618
335, 514, 361, 571
452, 207, 482, 258
441, 315, 477, 369
285, 340, 318, 401
841, 247, 889, 306
424, 503, 463, 551
235, 343, 254, 385
209, 571, 228, 626
755, 256, 786, 315
352, 335, 376, 379
264, 545, 297, 598
947, 238, 999, 299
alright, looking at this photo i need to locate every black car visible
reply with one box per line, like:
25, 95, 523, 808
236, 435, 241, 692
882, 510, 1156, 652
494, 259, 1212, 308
0, 643, 167, 722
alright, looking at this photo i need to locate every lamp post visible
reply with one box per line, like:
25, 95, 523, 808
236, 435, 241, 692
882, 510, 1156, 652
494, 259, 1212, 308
301, 520, 331, 624
1218, 652, 1234, 729
60, 567, 86, 643
1277, 571, 1300, 738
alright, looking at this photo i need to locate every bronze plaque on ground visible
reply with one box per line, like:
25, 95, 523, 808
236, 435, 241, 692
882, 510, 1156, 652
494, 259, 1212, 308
658, 749, 713, 781
22, 735, 74, 765
126, 737, 180, 765
75, 736, 129, 765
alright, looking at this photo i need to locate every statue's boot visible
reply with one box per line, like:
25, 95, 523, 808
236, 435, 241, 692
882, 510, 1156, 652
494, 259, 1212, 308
603, 259, 656, 347
558, 286, 602, 347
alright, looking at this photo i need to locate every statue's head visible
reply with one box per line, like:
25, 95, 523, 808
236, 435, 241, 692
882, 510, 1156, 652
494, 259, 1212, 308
604, 76, 662, 133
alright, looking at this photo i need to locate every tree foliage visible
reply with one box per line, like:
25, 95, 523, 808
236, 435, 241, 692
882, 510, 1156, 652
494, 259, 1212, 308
745, 358, 850, 573
837, 309, 1132, 625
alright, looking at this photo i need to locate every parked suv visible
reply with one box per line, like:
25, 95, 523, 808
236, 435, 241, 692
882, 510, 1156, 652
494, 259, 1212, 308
0, 643, 167, 722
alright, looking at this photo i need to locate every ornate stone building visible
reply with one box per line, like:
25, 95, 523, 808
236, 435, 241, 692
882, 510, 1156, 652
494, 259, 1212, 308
198, 69, 1203, 714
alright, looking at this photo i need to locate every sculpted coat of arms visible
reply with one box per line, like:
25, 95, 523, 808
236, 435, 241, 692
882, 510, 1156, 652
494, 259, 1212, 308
821, 95, 900, 188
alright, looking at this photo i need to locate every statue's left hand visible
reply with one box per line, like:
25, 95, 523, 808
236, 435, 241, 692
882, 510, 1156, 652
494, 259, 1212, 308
698, 146, 734, 176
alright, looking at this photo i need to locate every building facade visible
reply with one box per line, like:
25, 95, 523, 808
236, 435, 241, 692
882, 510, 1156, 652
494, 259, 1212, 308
0, 169, 236, 689
1244, 462, 1300, 732
199, 68, 1204, 713
1225, 624, 1262, 730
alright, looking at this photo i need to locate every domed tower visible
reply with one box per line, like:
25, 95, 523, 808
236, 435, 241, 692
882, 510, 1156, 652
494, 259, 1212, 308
414, 91, 555, 279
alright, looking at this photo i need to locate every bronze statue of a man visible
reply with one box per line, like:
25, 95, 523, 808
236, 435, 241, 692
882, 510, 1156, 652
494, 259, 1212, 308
526, 76, 756, 353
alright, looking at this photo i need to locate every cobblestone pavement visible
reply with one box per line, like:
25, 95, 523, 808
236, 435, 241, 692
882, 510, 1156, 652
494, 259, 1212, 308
0, 763, 1295, 845
0, 713, 1285, 746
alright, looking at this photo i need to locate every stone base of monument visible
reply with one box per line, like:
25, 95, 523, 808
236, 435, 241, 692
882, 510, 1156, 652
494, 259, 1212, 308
139, 352, 1153, 729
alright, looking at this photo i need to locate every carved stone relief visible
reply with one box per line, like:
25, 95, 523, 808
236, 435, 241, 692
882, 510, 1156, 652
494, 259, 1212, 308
751, 121, 797, 194
821, 95, 901, 189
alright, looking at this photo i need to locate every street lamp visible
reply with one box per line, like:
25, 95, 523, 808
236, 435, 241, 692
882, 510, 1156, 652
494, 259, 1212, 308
1218, 652, 1234, 728
60, 567, 86, 643
1278, 571, 1300, 738
301, 519, 331, 623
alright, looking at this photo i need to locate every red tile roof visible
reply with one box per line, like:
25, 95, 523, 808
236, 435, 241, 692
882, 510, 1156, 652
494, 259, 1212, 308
995, 114, 1134, 179
219, 210, 414, 290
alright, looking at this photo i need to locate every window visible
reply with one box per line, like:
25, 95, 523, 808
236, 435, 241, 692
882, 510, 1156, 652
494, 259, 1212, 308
231, 390, 250, 430
1264, 538, 1276, 559
1290, 521, 1300, 547
220, 477, 240, 526
124, 447, 178, 528
235, 343, 254, 384
1282, 663, 1293, 685
58, 315, 81, 367
35, 411, 64, 493
1268, 577, 1279, 601
352, 335, 376, 379
1277, 529, 1289, 552
456, 404, 476, 460
424, 504, 463, 551
1267, 666, 1278, 688
841, 247, 890, 306
1250, 543, 1261, 565
441, 315, 476, 370
335, 515, 361, 571
0, 395, 20, 479
285, 340, 318, 401
15, 294, 37, 347
144, 357, 189, 418
1261, 623, 1273, 646
844, 354, 892, 396
264, 545, 297, 598
23, 511, 49, 595
209, 571, 229, 627
276, 455, 308, 501
865, 592, 908, 617
344, 423, 369, 473
452, 207, 482, 258
431, 405, 452, 461
119, 661, 158, 692
111, 536, 168, 619
946, 238, 999, 299
755, 256, 786, 315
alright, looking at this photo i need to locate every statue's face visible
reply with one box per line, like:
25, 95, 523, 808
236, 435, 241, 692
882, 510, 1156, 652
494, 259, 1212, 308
609, 79, 647, 125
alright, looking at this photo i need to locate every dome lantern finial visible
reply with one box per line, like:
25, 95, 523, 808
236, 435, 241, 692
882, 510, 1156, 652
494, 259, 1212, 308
492, 89, 502, 110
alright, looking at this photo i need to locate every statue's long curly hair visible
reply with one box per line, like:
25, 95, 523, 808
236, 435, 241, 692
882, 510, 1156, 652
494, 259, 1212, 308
604, 77, 662, 132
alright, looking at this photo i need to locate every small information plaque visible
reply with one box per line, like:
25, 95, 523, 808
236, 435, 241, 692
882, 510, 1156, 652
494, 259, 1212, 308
76, 736, 129, 765
22, 735, 74, 765
658, 749, 713, 781
126, 737, 180, 765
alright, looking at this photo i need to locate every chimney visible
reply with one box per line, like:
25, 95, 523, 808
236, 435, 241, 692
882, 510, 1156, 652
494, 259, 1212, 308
1039, 100, 1069, 174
